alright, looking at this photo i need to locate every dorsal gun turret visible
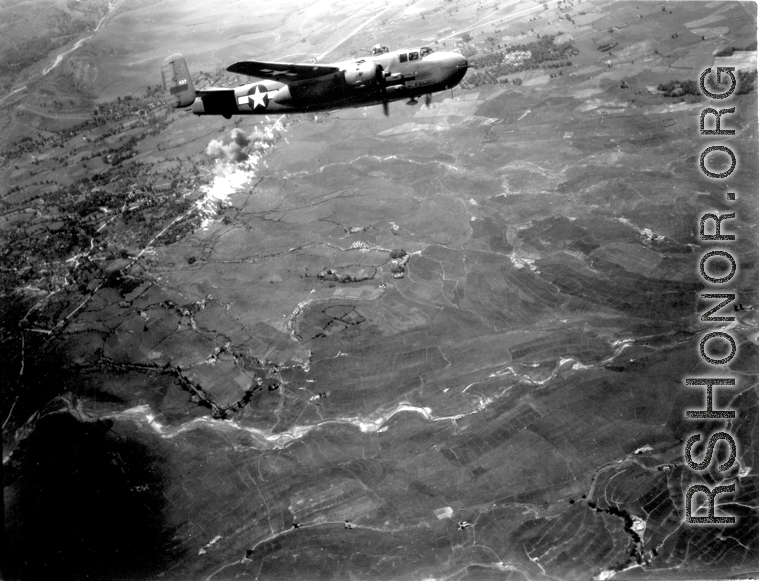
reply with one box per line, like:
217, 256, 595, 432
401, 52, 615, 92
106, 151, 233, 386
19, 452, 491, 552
370, 44, 390, 56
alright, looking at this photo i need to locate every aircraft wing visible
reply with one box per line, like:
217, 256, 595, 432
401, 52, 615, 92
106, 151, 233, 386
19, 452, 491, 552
226, 60, 341, 81
195, 87, 235, 96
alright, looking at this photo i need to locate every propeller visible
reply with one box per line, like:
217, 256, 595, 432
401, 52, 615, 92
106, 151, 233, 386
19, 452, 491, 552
376, 63, 390, 116
424, 94, 432, 108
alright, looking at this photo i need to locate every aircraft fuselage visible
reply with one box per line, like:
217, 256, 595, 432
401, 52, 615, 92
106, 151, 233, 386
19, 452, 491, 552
188, 48, 468, 116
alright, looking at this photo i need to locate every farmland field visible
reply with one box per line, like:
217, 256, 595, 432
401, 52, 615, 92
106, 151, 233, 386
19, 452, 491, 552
1, 1, 757, 580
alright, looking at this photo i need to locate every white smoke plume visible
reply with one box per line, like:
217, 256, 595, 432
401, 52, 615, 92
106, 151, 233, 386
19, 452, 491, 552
197, 119, 284, 229
206, 127, 252, 162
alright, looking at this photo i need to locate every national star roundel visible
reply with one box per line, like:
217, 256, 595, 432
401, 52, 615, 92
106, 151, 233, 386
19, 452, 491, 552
248, 84, 270, 110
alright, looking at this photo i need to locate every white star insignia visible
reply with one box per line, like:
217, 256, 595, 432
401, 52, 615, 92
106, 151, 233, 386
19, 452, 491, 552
249, 86, 268, 109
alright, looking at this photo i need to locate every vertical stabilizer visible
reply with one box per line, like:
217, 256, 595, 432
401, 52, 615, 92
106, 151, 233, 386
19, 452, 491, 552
161, 54, 196, 107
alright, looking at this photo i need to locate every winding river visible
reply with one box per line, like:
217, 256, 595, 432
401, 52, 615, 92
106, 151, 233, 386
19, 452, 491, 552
42, 2, 115, 76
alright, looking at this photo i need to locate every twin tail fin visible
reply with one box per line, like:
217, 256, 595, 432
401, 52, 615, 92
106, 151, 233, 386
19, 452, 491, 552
161, 54, 196, 108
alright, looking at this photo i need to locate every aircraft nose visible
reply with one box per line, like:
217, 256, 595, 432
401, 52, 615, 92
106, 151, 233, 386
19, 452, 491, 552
427, 51, 469, 70
434, 51, 468, 70
425, 51, 469, 89
442, 52, 469, 87
452, 53, 468, 70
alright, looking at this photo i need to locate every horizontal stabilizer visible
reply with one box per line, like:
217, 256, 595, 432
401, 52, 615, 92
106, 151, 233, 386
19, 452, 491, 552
227, 60, 340, 82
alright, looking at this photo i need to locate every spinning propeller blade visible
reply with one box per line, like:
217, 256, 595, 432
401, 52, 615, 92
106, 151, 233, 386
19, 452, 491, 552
376, 63, 390, 116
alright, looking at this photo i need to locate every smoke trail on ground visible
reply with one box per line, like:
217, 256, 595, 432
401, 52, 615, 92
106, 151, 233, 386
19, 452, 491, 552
198, 120, 283, 228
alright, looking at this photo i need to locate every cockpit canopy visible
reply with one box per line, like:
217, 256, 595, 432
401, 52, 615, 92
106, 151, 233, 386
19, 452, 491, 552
370, 44, 435, 60
397, 46, 434, 63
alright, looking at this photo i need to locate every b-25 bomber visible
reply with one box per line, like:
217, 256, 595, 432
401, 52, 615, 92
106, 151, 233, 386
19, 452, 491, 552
161, 44, 469, 118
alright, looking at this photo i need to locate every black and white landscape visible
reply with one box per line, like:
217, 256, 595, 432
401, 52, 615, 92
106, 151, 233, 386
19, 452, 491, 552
1, 1, 757, 580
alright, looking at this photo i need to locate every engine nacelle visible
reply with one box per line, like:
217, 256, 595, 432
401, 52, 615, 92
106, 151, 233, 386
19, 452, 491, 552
384, 72, 406, 85
343, 59, 377, 88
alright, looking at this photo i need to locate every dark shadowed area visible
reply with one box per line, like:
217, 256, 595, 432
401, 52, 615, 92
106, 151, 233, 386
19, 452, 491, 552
3, 414, 181, 581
